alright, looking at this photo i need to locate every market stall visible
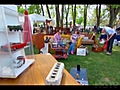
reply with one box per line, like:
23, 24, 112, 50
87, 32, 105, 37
19, 13, 55, 34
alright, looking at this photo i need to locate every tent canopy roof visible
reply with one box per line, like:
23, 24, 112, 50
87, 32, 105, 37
19, 13, 55, 24
29, 14, 53, 22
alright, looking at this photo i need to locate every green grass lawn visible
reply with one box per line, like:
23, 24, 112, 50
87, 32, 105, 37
57, 45, 120, 85
33, 34, 120, 85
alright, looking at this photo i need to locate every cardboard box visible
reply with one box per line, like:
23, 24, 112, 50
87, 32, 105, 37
76, 47, 89, 56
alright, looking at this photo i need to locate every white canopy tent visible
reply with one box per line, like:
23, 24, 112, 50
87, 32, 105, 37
19, 13, 55, 34
29, 14, 52, 22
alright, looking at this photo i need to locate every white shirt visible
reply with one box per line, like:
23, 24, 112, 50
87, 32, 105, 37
104, 26, 116, 35
70, 28, 73, 32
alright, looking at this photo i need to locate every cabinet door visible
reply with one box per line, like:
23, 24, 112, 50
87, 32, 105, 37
35, 33, 45, 50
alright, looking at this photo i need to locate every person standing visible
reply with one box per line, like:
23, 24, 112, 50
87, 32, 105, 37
116, 21, 120, 34
101, 26, 117, 55
94, 24, 97, 32
49, 21, 54, 34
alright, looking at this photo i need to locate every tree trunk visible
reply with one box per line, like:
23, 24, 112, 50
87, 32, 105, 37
41, 4, 45, 28
83, 4, 88, 31
25, 4, 27, 10
41, 4, 44, 16
66, 5, 70, 28
71, 5, 73, 27
96, 4, 101, 27
46, 4, 51, 19
108, 5, 120, 27
73, 4, 76, 27
60, 4, 64, 28
55, 5, 60, 27
46, 4, 51, 34
71, 5, 74, 19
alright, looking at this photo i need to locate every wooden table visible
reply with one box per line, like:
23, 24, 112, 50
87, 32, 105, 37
0, 53, 79, 85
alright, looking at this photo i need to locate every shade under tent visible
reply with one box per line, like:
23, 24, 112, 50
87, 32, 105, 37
19, 13, 54, 34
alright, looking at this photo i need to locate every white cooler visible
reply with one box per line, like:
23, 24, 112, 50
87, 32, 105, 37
76, 47, 89, 56
118, 41, 120, 46
41, 43, 48, 54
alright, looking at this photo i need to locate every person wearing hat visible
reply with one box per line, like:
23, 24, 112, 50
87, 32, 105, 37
101, 26, 117, 55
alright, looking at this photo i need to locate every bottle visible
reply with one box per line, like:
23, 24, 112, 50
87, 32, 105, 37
76, 73, 79, 79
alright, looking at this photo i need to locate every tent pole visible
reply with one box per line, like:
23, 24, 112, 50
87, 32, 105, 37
25, 4, 27, 10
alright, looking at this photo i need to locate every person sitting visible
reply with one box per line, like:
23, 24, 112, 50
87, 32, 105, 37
53, 29, 67, 58
67, 30, 80, 55
54, 29, 62, 43
53, 29, 65, 51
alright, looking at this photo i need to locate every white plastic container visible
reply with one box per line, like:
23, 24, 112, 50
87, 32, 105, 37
118, 41, 120, 46
45, 62, 64, 85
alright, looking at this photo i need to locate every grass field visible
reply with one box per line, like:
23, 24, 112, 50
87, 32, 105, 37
57, 45, 120, 85
33, 34, 120, 85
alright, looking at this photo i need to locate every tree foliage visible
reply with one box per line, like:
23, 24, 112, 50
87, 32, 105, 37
17, 4, 120, 28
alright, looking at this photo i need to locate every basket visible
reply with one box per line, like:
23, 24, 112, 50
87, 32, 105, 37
92, 44, 103, 52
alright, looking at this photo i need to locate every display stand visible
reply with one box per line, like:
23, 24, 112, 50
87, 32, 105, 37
0, 5, 34, 78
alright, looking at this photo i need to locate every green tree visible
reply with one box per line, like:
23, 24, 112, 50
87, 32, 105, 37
106, 4, 120, 27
